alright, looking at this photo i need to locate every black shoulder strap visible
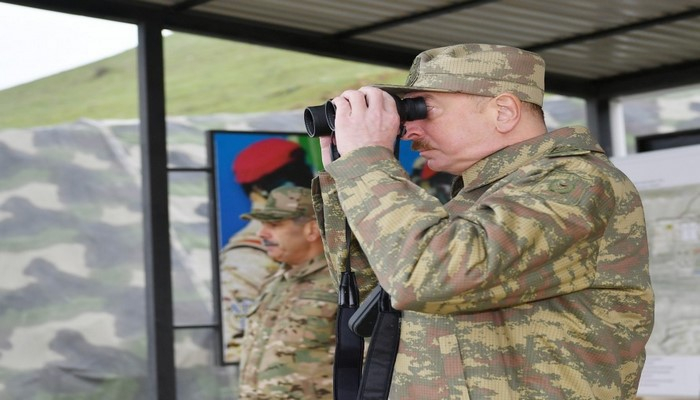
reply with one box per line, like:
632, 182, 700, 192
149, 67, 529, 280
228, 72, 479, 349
334, 224, 364, 400
356, 288, 401, 400
331, 136, 402, 400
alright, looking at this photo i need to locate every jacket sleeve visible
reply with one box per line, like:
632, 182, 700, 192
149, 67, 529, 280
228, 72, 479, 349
312, 173, 379, 300
325, 146, 614, 314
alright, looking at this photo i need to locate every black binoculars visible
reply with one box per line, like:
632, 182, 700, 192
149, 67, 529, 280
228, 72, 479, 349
304, 94, 427, 137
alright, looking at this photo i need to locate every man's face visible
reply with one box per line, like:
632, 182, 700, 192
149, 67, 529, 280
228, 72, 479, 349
258, 219, 310, 265
402, 92, 499, 175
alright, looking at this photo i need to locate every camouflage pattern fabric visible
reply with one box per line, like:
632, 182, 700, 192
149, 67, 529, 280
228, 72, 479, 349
0, 112, 308, 400
241, 186, 315, 221
375, 43, 545, 106
239, 254, 337, 399
313, 126, 654, 399
0, 119, 228, 400
219, 219, 280, 363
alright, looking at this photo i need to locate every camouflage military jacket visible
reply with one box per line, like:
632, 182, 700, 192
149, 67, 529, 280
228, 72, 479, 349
239, 254, 337, 399
312, 126, 654, 399
220, 220, 281, 363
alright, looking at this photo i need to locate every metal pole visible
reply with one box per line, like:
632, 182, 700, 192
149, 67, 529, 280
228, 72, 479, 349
585, 97, 613, 156
138, 19, 177, 400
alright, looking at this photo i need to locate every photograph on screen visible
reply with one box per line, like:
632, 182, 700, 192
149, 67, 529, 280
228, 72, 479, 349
208, 130, 454, 364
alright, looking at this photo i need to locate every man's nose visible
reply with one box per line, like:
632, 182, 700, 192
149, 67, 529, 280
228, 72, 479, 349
401, 121, 422, 141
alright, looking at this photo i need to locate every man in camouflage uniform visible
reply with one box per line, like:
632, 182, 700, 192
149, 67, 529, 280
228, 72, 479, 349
312, 44, 654, 399
219, 138, 314, 363
239, 186, 336, 399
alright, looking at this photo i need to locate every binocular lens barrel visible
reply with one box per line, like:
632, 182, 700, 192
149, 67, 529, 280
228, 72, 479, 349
325, 101, 337, 131
303, 95, 427, 137
397, 97, 427, 123
303, 105, 332, 137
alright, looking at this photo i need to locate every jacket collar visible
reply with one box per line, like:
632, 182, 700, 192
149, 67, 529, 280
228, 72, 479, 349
456, 126, 604, 193
282, 253, 327, 281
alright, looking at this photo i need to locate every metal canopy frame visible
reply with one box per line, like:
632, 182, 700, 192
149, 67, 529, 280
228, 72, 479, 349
4, 1, 700, 399
6, 0, 700, 99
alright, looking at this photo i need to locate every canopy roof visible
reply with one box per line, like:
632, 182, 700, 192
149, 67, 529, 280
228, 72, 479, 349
8, 0, 700, 98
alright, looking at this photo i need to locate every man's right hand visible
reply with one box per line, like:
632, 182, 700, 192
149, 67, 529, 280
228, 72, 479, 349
320, 136, 334, 168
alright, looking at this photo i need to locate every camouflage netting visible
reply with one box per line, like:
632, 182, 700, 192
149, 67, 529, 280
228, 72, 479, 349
0, 111, 305, 400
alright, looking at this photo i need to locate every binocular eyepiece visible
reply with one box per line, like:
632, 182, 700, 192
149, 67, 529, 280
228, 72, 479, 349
304, 94, 427, 137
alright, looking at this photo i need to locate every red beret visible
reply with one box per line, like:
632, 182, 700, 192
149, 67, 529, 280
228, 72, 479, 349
232, 138, 301, 184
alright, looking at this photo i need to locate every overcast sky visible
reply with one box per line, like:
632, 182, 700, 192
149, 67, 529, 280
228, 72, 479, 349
0, 3, 139, 90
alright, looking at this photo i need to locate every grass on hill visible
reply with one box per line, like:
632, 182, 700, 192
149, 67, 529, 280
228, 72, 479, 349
0, 33, 407, 129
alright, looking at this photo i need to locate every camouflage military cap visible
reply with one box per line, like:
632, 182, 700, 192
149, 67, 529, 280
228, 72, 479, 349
241, 186, 314, 221
374, 43, 545, 106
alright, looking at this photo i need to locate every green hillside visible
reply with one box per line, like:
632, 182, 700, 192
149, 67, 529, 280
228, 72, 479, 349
0, 33, 407, 129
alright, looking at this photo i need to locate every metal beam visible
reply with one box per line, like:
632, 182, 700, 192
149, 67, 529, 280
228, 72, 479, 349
593, 59, 700, 98
171, 0, 213, 12
0, 0, 417, 68
157, 8, 418, 69
545, 73, 596, 98
528, 8, 700, 53
0, 0, 159, 24
331, 0, 498, 40
3, 0, 699, 99
585, 97, 613, 156
138, 18, 177, 400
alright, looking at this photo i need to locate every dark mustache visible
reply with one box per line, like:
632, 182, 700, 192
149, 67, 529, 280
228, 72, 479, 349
411, 140, 432, 152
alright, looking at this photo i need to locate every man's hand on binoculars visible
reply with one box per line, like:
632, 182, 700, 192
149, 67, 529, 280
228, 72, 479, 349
319, 136, 334, 168
330, 87, 401, 157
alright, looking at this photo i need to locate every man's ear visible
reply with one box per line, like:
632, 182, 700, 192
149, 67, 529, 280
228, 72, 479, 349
494, 93, 521, 133
304, 220, 321, 241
